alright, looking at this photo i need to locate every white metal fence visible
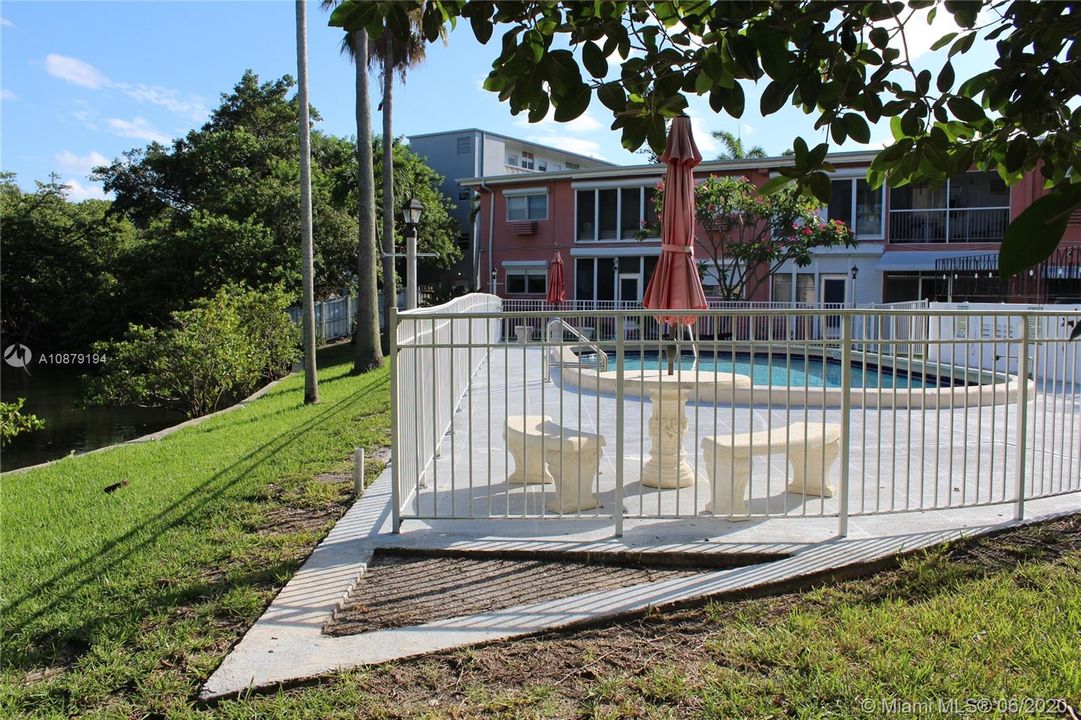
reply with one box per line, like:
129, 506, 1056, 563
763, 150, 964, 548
390, 297, 1081, 535
288, 296, 356, 343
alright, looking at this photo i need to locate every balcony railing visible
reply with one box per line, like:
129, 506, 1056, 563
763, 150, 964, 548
889, 207, 1010, 243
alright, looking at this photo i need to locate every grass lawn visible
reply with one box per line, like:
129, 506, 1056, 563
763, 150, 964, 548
3, 344, 1080, 718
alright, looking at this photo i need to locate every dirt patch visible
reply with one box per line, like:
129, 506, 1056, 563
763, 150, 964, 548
317, 514, 1081, 711
324, 551, 741, 636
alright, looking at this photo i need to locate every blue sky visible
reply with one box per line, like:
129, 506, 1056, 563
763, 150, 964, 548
1, 2, 993, 200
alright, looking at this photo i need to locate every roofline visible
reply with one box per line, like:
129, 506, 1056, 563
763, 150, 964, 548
405, 127, 618, 167
458, 149, 883, 187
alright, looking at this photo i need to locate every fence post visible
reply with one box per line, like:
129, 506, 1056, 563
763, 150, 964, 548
353, 447, 364, 497
614, 314, 625, 538
1014, 316, 1030, 520
838, 313, 853, 538
389, 306, 401, 534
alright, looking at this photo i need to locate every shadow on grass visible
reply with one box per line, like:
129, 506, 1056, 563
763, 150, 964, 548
2, 371, 389, 670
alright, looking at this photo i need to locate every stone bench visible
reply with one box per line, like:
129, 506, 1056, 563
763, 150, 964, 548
701, 422, 841, 515
505, 415, 605, 513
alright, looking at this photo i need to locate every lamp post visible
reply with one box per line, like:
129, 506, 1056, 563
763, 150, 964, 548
849, 265, 859, 308
403, 197, 424, 310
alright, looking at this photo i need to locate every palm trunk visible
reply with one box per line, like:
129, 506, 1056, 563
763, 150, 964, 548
295, 0, 319, 403
381, 37, 397, 324
353, 28, 383, 373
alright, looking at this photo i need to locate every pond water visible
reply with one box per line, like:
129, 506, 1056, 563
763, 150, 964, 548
1, 366, 185, 471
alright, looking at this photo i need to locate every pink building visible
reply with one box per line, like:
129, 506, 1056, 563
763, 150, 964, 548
461, 150, 1081, 306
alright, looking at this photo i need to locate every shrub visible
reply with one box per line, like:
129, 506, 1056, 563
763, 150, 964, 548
0, 398, 45, 445
86, 285, 299, 417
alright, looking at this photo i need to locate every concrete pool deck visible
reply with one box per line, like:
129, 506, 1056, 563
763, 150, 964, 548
200, 346, 1081, 700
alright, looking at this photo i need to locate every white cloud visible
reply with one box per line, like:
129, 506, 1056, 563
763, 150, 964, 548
741, 123, 755, 136
55, 150, 109, 177
0, 89, 15, 101
72, 107, 98, 129
686, 111, 719, 155
107, 116, 170, 144
876, 6, 992, 62
44, 53, 207, 121
123, 85, 208, 122
527, 134, 603, 159
62, 178, 108, 202
516, 108, 604, 134
1, 17, 14, 28
45, 54, 109, 89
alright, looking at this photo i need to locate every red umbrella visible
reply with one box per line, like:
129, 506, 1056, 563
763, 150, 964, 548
642, 115, 707, 326
546, 250, 565, 305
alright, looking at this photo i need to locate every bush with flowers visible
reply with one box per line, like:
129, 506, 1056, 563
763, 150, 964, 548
639, 175, 856, 299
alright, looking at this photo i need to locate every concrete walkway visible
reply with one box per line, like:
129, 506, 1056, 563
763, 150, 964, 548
200, 463, 1080, 700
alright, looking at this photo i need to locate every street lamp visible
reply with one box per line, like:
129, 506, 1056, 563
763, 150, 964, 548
849, 265, 859, 308
402, 197, 424, 310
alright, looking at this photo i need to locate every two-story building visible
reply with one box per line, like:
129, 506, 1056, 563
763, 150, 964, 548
459, 149, 1081, 306
406, 129, 614, 291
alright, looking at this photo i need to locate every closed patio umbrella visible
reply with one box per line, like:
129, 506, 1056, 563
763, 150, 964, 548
643, 115, 707, 324
546, 250, 565, 305
642, 116, 707, 373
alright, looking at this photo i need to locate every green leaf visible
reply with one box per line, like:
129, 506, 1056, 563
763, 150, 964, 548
527, 95, 550, 123
597, 84, 626, 112
869, 27, 889, 48
831, 119, 848, 144
470, 12, 493, 44
792, 136, 809, 167
1004, 135, 1027, 173
722, 83, 745, 118
1070, 321, 1081, 341
999, 184, 1081, 278
845, 113, 871, 144
930, 31, 958, 52
758, 175, 792, 196
582, 41, 608, 79
760, 80, 789, 115
947, 96, 984, 122
552, 84, 591, 122
805, 171, 831, 203
937, 61, 955, 92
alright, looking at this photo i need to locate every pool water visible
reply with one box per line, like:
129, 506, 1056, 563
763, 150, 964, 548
619, 352, 948, 389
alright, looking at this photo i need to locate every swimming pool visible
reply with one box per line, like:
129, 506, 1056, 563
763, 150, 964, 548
618, 352, 953, 389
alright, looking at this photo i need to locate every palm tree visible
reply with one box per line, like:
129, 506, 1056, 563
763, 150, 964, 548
320, 0, 382, 372
712, 130, 767, 160
370, 20, 431, 320
351, 27, 383, 373
295, 0, 319, 402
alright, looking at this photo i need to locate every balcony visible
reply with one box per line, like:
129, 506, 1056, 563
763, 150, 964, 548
889, 207, 1010, 244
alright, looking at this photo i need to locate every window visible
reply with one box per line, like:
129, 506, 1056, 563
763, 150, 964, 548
771, 274, 794, 303
574, 256, 657, 301
576, 185, 659, 242
521, 151, 535, 170
537, 160, 547, 172
506, 267, 546, 294
458, 187, 471, 201
889, 172, 1010, 243
506, 192, 548, 221
457, 233, 470, 249
565, 161, 580, 169
506, 153, 518, 166
827, 178, 885, 237
796, 273, 816, 304
456, 136, 472, 154
550, 163, 562, 171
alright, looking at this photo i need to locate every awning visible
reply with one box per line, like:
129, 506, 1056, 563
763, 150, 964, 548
875, 250, 996, 272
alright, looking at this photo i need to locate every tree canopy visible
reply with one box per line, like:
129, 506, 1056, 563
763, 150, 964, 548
330, 0, 1081, 275
2, 71, 461, 353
